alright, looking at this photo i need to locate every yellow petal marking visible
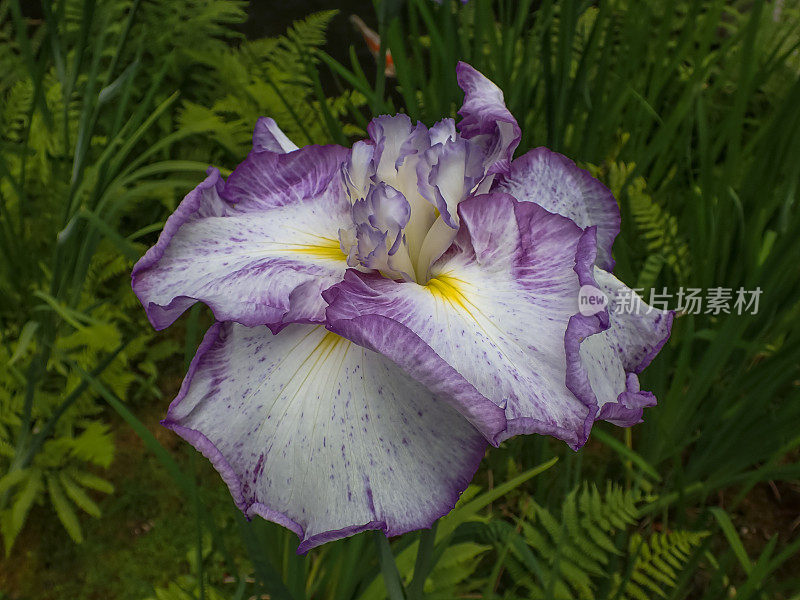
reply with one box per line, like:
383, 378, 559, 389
265, 235, 346, 262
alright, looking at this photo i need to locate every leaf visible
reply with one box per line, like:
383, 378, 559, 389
68, 421, 115, 468
709, 507, 752, 574
0, 469, 27, 496
59, 472, 101, 518
7, 320, 38, 366
47, 475, 83, 543
68, 469, 114, 494
3, 469, 42, 554
423, 542, 490, 595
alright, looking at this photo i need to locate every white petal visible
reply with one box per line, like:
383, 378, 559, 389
165, 323, 488, 553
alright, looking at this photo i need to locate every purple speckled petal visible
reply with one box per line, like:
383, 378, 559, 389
223, 143, 349, 211
325, 193, 608, 450
577, 268, 673, 426
132, 144, 352, 332
456, 62, 521, 176
164, 322, 489, 553
493, 147, 620, 272
252, 117, 299, 154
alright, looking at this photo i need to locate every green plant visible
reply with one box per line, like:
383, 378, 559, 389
3, 1, 800, 598
484, 482, 708, 600
177, 10, 366, 162
310, 1, 800, 595
0, 0, 349, 554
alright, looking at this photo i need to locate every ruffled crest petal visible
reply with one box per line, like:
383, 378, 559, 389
456, 61, 521, 176
493, 147, 620, 271
326, 193, 608, 449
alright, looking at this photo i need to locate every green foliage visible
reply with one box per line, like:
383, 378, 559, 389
588, 155, 692, 286
177, 9, 365, 163
144, 535, 230, 600
613, 530, 710, 600
0, 0, 351, 557
487, 483, 708, 600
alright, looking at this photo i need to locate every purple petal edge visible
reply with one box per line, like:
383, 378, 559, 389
163, 322, 487, 554
455, 61, 521, 176
493, 147, 621, 272
559, 226, 610, 449
533, 147, 619, 272
131, 167, 228, 330
594, 309, 674, 427
323, 286, 508, 446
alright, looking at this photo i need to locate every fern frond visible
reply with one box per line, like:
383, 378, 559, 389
612, 530, 710, 600
606, 160, 691, 282
495, 482, 706, 600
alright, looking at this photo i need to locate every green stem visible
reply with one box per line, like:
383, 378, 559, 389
374, 531, 406, 600
408, 523, 438, 600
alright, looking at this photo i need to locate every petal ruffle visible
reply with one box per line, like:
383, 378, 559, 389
456, 62, 521, 176
222, 143, 349, 211
163, 323, 489, 553
493, 147, 620, 271
325, 192, 607, 449
576, 268, 674, 426
132, 144, 352, 332
252, 117, 300, 154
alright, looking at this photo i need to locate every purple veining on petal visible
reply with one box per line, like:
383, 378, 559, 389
223, 143, 349, 210
252, 117, 300, 154
326, 192, 607, 450
456, 61, 521, 176
132, 168, 228, 281
493, 147, 620, 271
164, 322, 488, 554
132, 137, 352, 331
324, 287, 508, 444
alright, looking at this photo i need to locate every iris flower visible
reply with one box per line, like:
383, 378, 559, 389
132, 63, 672, 552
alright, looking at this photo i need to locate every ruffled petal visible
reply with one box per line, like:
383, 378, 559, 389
367, 114, 424, 182
325, 192, 608, 449
418, 138, 485, 229
576, 268, 674, 426
456, 62, 521, 176
493, 147, 620, 272
222, 143, 349, 211
164, 323, 489, 553
252, 117, 300, 154
132, 144, 352, 332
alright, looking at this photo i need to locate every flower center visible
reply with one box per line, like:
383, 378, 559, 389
337, 116, 488, 285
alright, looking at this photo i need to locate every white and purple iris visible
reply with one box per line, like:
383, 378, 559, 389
132, 63, 672, 553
